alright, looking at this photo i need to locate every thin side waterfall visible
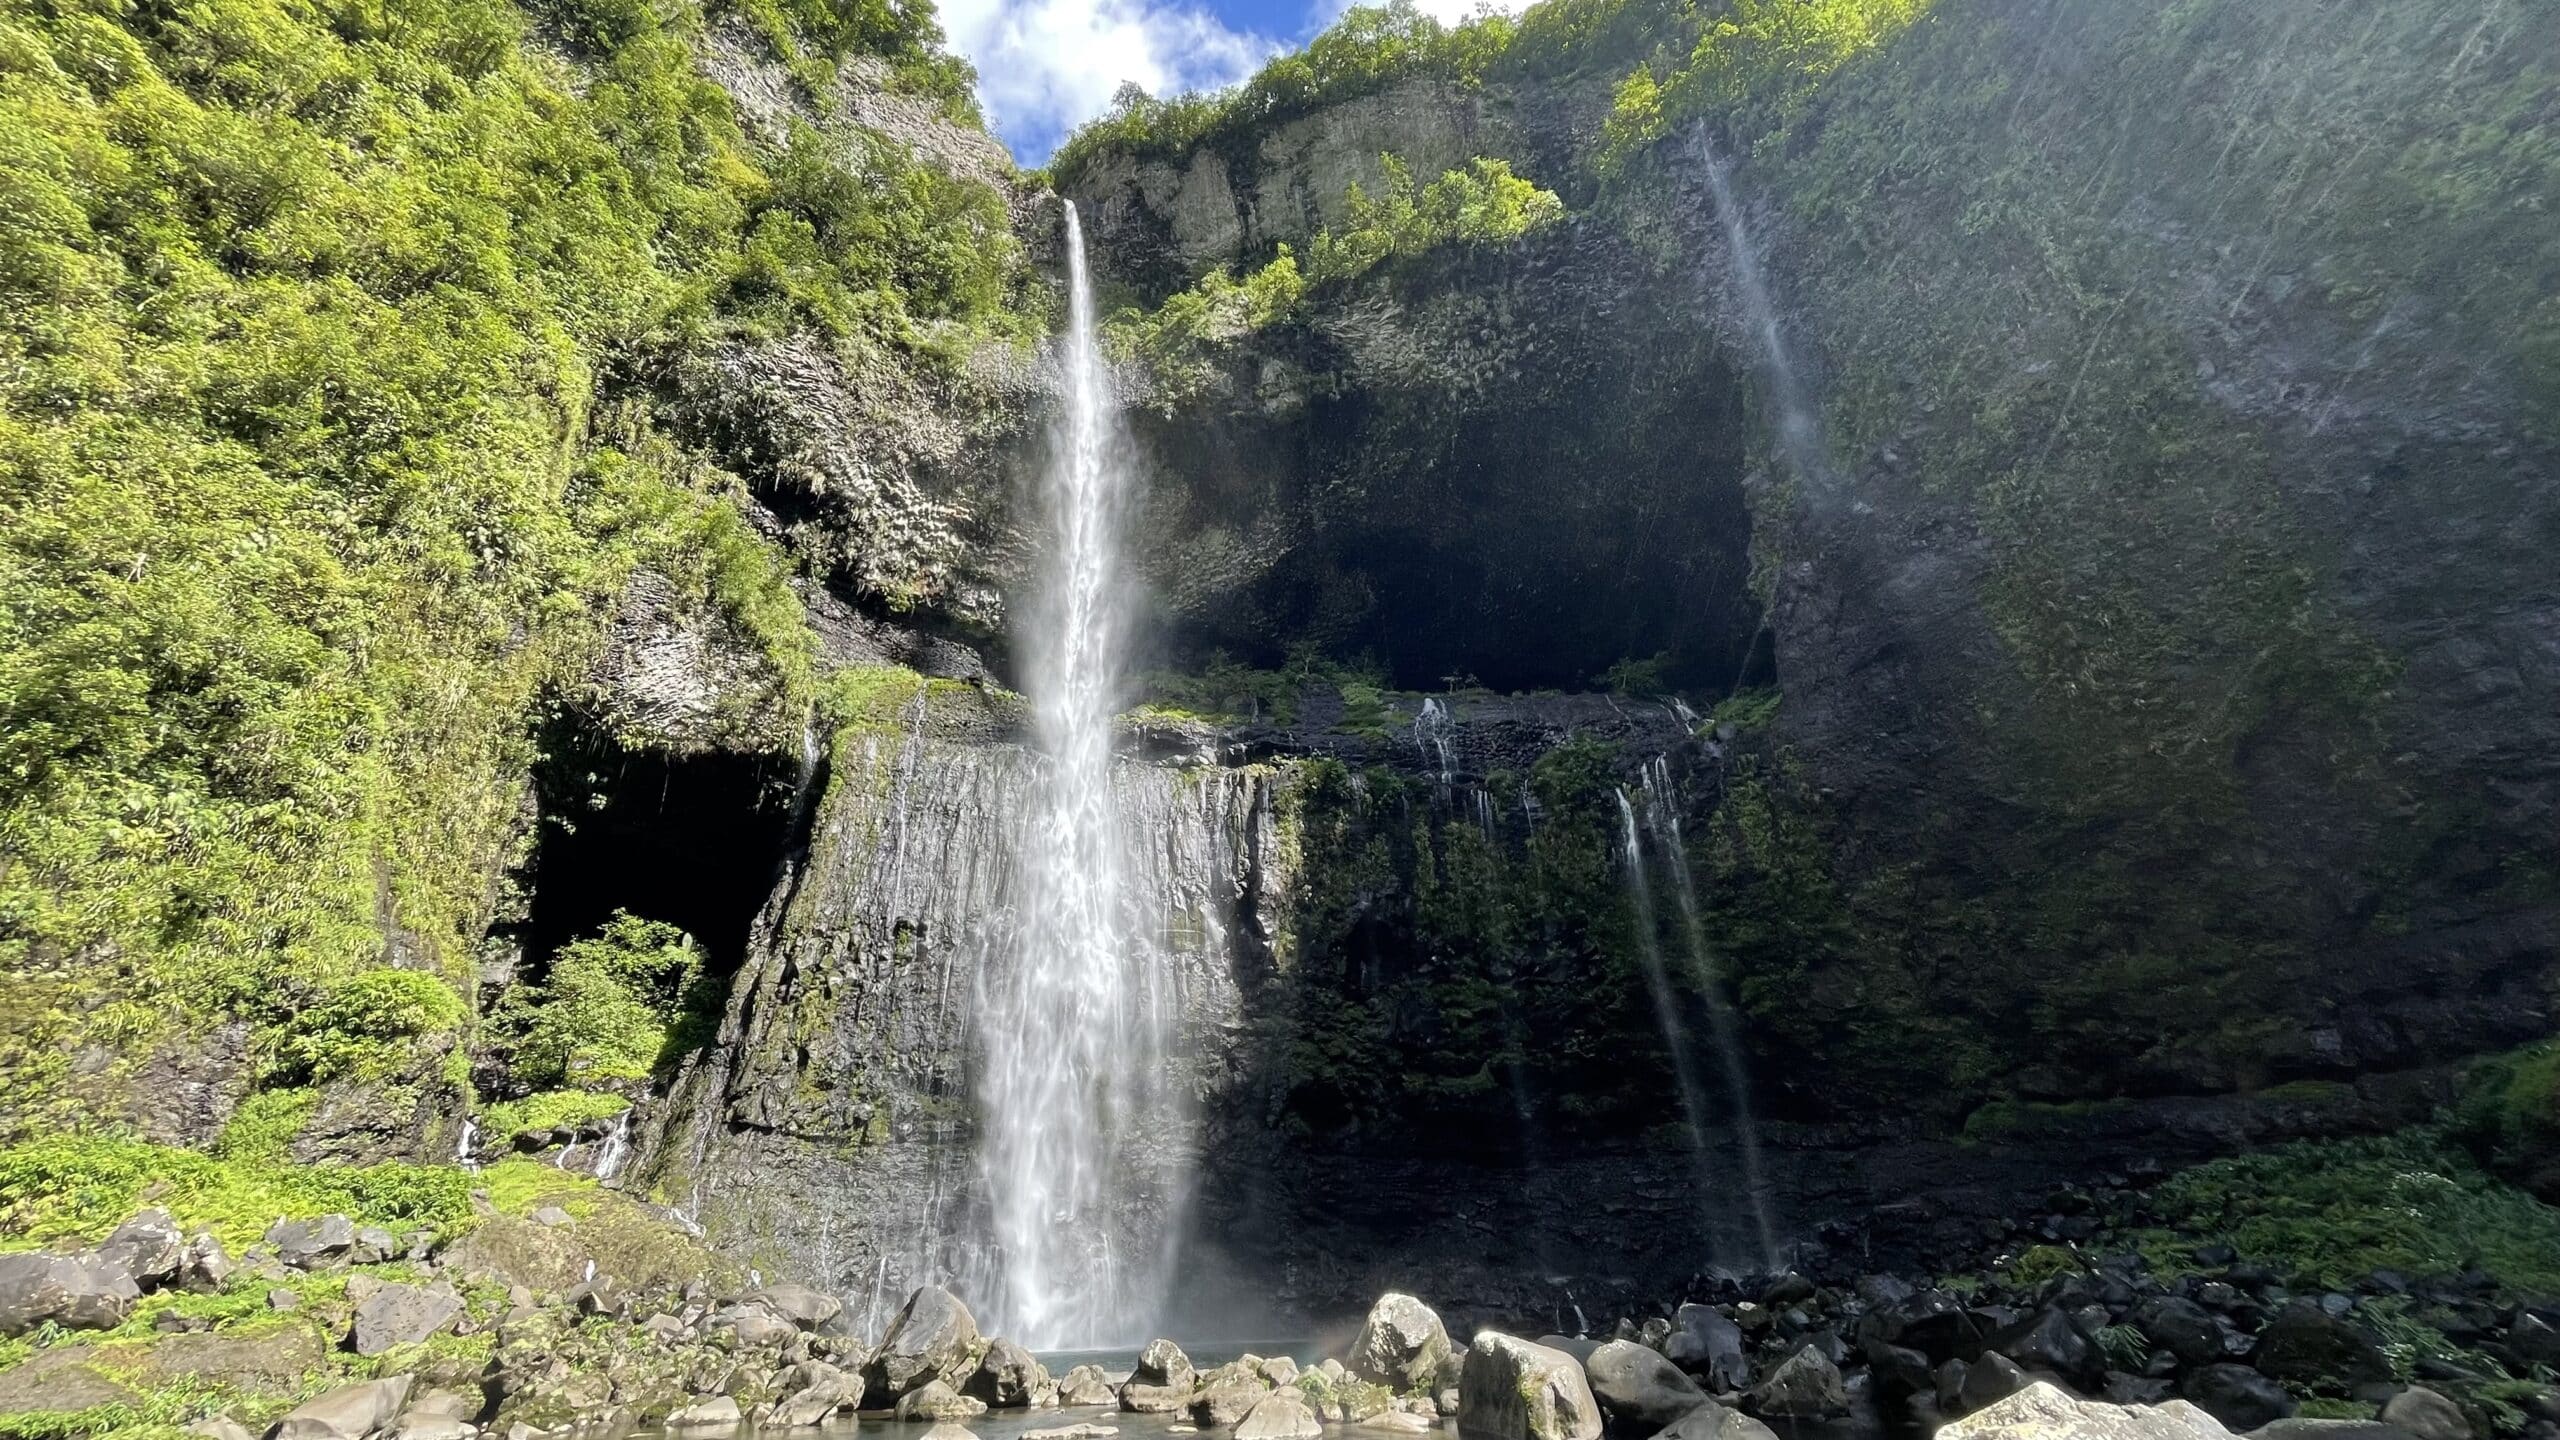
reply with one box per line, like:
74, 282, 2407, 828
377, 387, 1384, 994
1696, 134, 1833, 493
969, 202, 1173, 1348
1640, 761, 1781, 1266
1614, 789, 1723, 1246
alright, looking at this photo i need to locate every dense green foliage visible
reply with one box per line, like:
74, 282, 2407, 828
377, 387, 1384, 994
1110, 155, 1561, 401
0, 1135, 473, 1250
2456, 1042, 2560, 1199
495, 912, 703, 1089
0, 0, 1028, 1138
2139, 1132, 2560, 1296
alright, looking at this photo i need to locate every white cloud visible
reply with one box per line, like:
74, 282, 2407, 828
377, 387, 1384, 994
940, 0, 1280, 162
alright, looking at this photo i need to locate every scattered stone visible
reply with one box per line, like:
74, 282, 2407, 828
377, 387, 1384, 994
714, 1304, 798, 1351
179, 1234, 233, 1294
869, 1287, 983, 1401
1655, 1401, 1780, 1440
1259, 1357, 1301, 1388
1058, 1364, 1116, 1407
1457, 1332, 1603, 1440
2254, 1305, 2392, 1388
273, 1376, 416, 1440
1992, 1307, 2105, 1390
2252, 1420, 2417, 1440
390, 1416, 472, 1440
349, 1281, 466, 1357
967, 1337, 1051, 1409
1746, 1346, 1846, 1420
1584, 1340, 1709, 1429
1025, 1427, 1121, 1439
184, 1418, 255, 1440
1194, 1379, 1270, 1427
2181, 1364, 2296, 1431
1363, 1412, 1434, 1434
1959, 1352, 2031, 1414
1122, 1339, 1197, 1413
0, 1252, 139, 1335
1353, 1294, 1455, 1392
2136, 1297, 2228, 1369
350, 1227, 399, 1265
921, 1425, 979, 1440
898, 1380, 990, 1422
266, 1216, 358, 1269
2379, 1388, 2470, 1440
1667, 1305, 1749, 1392
528, 1207, 575, 1229
268, 1289, 302, 1313
1939, 1381, 2232, 1439
1236, 1391, 1324, 1440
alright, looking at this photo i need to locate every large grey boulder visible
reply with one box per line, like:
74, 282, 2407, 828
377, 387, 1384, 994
1653, 1401, 1778, 1440
896, 1380, 989, 1421
2379, 1388, 2471, 1440
768, 1360, 863, 1427
178, 1234, 233, 1294
1352, 1294, 1455, 1393
97, 1210, 186, 1290
1193, 1376, 1272, 1427
1122, 1339, 1197, 1413
2135, 1297, 2227, 1369
1236, 1391, 1323, 1440
2181, 1366, 2296, 1431
1058, 1364, 1116, 1406
1585, 1341, 1709, 1429
1666, 1306, 1749, 1392
272, 1376, 416, 1440
0, 1252, 139, 1335
966, 1338, 1051, 1409
1458, 1333, 1603, 1440
1746, 1346, 1846, 1420
349, 1282, 466, 1357
756, 1283, 844, 1331
665, 1396, 743, 1431
868, 1287, 982, 1400
266, 1216, 357, 1269
1939, 1382, 2232, 1439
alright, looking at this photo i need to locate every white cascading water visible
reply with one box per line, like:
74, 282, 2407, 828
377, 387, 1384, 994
1614, 790, 1723, 1242
970, 203, 1174, 1348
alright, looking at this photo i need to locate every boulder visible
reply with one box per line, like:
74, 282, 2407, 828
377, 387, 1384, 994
1353, 1294, 1455, 1392
97, 1210, 186, 1290
1540, 1336, 1604, 1364
966, 1338, 1050, 1409
1122, 1339, 1197, 1413
1992, 1308, 2106, 1390
757, 1283, 843, 1331
1863, 1339, 1933, 1399
1026, 1428, 1122, 1440
2135, 1297, 2228, 1369
897, 1380, 989, 1422
1458, 1333, 1603, 1440
349, 1227, 398, 1265
1666, 1306, 1749, 1392
1939, 1381, 2232, 1438
2181, 1365, 2296, 1431
1959, 1353, 2031, 1414
179, 1234, 233, 1294
1195, 1379, 1272, 1427
2253, 1421, 2418, 1440
186, 1419, 256, 1440
715, 1304, 798, 1351
1653, 1400, 1779, 1440
1259, 1357, 1301, 1387
0, 1252, 139, 1335
869, 1287, 983, 1400
266, 1216, 358, 1269
666, 1396, 744, 1431
1871, 1291, 1987, 1365
1746, 1346, 1845, 1420
1058, 1364, 1116, 1406
2379, 1388, 2470, 1440
349, 1282, 466, 1357
2254, 1305, 2391, 1388
528, 1207, 575, 1228
273, 1377, 416, 1440
920, 1426, 979, 1440
1236, 1391, 1324, 1440
1584, 1341, 1709, 1429
768, 1360, 861, 1427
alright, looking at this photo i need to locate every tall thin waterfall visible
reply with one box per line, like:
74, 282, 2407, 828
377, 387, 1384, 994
1696, 134, 1833, 493
1614, 789, 1723, 1246
1638, 762, 1780, 1266
970, 203, 1173, 1347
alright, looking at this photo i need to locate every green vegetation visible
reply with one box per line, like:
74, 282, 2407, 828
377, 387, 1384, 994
494, 913, 703, 1090
1110, 155, 1561, 399
1598, 0, 1935, 167
0, 1136, 472, 1251
481, 1089, 632, 1145
2137, 1132, 2560, 1294
2456, 1041, 2560, 1197
0, 0, 1030, 1137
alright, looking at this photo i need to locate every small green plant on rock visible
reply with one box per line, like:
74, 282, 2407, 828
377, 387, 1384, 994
498, 913, 703, 1090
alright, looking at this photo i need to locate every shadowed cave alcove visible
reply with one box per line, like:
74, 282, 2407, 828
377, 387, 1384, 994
516, 719, 806, 986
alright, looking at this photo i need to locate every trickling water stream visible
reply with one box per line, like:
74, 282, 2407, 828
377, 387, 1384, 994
1614, 790, 1723, 1248
967, 203, 1177, 1349
1696, 134, 1833, 494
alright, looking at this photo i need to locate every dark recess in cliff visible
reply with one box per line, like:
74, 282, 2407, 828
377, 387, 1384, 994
517, 721, 802, 977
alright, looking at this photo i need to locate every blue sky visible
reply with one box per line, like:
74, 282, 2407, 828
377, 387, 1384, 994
938, 0, 1517, 164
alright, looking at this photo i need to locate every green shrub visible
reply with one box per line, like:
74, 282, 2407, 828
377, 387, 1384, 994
482, 1089, 631, 1143
501, 913, 702, 1088
2455, 1041, 2560, 1192
273, 971, 468, 1086
0, 1136, 474, 1250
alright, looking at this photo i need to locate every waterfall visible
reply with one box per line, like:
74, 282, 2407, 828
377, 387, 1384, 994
1614, 789, 1724, 1247
594, 1108, 633, 1183
1696, 134, 1833, 494
455, 1117, 478, 1174
1638, 761, 1780, 1266
969, 202, 1178, 1348
1415, 697, 1457, 783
